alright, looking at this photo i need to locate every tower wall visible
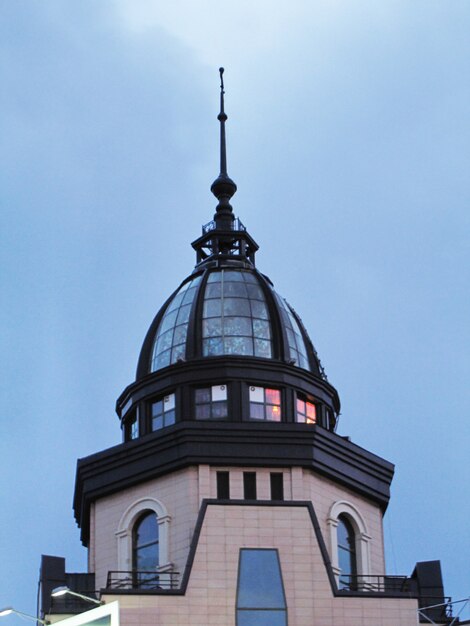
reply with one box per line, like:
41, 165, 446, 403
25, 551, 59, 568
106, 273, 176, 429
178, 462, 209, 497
89, 464, 386, 591
102, 503, 417, 626
91, 467, 199, 589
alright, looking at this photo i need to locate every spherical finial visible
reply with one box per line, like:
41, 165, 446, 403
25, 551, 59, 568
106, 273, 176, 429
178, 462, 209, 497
219, 67, 224, 74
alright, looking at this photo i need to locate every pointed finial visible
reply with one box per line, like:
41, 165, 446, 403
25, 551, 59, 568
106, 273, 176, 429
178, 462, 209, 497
218, 68, 227, 175
211, 67, 236, 228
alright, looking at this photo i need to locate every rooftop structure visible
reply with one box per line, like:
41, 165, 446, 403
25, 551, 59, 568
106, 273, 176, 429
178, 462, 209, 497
35, 69, 461, 626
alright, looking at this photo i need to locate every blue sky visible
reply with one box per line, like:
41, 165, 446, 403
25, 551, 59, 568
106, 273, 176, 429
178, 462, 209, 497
1, 0, 469, 622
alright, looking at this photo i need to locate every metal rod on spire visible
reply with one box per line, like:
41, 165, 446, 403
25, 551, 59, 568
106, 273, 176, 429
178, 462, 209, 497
218, 67, 228, 177
211, 67, 237, 226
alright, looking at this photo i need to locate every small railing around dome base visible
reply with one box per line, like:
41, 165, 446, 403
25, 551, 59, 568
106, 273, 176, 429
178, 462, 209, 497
338, 574, 412, 593
106, 570, 180, 591
202, 217, 246, 234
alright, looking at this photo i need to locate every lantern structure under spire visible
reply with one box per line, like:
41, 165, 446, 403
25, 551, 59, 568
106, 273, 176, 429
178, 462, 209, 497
193, 68, 259, 265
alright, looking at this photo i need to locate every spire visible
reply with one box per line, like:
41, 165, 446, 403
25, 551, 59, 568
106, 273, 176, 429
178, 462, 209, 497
192, 67, 259, 265
211, 67, 236, 228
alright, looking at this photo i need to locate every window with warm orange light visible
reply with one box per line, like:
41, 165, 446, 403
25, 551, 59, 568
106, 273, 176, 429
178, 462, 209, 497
296, 395, 317, 424
249, 386, 282, 421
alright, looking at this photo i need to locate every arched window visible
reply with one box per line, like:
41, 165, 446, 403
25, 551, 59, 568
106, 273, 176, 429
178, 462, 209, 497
132, 511, 159, 588
327, 500, 371, 590
116, 497, 171, 584
337, 514, 357, 589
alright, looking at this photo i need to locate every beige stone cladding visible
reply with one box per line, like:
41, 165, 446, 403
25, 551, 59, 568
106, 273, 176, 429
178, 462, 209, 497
304, 469, 386, 575
103, 503, 418, 626
209, 466, 386, 575
91, 464, 387, 591
92, 467, 200, 589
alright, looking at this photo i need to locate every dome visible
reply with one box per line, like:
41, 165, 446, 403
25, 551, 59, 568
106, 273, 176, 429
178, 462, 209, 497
118, 69, 340, 438
137, 265, 320, 378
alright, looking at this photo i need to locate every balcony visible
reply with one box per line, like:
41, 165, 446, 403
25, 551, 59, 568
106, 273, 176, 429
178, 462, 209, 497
337, 574, 413, 594
105, 570, 180, 592
338, 576, 456, 623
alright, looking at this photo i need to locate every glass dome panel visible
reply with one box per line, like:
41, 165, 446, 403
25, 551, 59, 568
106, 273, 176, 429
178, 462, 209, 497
150, 275, 202, 372
274, 293, 311, 370
202, 270, 273, 359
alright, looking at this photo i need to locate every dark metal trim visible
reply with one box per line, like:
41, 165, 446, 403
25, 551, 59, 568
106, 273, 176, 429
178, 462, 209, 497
74, 423, 393, 544
118, 356, 340, 419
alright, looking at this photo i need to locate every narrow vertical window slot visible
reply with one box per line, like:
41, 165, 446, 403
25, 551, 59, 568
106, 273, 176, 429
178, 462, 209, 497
216, 471, 230, 499
270, 473, 284, 501
243, 472, 257, 500
127, 408, 139, 441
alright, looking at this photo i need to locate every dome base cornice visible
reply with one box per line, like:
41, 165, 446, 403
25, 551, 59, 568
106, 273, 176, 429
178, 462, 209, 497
74, 420, 393, 546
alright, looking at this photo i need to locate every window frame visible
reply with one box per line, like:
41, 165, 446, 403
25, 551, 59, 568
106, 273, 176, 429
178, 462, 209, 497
295, 393, 317, 425
194, 384, 229, 420
248, 385, 282, 422
150, 391, 176, 432
124, 408, 139, 441
327, 500, 371, 590
132, 511, 160, 588
236, 548, 288, 626
116, 497, 172, 583
337, 514, 358, 589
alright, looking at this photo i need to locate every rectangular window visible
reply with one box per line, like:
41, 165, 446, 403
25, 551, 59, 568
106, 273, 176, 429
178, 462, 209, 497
130, 414, 139, 439
195, 385, 228, 419
249, 386, 281, 421
126, 407, 139, 441
236, 549, 287, 626
296, 394, 316, 424
151, 393, 176, 431
270, 473, 284, 501
243, 472, 257, 500
216, 471, 230, 499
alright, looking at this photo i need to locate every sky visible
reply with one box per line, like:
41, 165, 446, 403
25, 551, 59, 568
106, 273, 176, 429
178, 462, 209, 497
1, 0, 469, 622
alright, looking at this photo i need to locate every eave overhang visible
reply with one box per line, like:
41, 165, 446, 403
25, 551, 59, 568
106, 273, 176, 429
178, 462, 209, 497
73, 421, 394, 545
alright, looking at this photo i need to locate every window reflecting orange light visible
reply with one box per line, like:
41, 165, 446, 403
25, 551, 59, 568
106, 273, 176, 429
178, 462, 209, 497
296, 396, 317, 424
266, 388, 281, 404
306, 402, 316, 421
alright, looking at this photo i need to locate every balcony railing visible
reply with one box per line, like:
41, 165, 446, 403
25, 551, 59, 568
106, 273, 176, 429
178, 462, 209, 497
202, 217, 246, 234
106, 570, 180, 591
338, 574, 412, 594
